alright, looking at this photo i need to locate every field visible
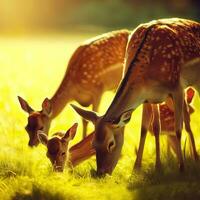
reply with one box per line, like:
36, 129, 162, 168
1, 33, 200, 200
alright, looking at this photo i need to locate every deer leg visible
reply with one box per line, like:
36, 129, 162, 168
134, 103, 152, 170
152, 104, 161, 170
183, 100, 198, 161
172, 87, 184, 172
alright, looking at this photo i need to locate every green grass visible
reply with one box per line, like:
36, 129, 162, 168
0, 33, 200, 200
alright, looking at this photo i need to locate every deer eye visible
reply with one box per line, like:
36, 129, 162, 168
62, 152, 66, 156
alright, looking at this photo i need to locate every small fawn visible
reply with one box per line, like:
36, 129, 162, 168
38, 124, 96, 171
18, 29, 130, 147
38, 123, 78, 172
72, 18, 200, 175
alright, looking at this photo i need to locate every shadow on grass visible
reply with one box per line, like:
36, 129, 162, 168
12, 184, 75, 200
130, 182, 200, 200
128, 158, 200, 200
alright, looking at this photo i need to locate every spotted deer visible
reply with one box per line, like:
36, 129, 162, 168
72, 18, 200, 175
38, 124, 95, 171
38, 123, 78, 172
18, 29, 130, 146
134, 87, 198, 169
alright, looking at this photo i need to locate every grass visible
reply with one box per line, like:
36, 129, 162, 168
0, 33, 200, 200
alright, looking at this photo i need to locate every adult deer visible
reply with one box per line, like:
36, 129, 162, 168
18, 30, 130, 146
72, 18, 200, 175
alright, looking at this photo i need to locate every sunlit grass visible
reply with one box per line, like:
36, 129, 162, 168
0, 33, 200, 200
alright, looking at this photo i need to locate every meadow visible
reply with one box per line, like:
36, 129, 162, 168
1, 33, 200, 200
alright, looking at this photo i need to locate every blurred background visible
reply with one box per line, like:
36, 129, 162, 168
0, 0, 200, 34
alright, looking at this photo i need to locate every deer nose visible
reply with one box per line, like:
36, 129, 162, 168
96, 170, 106, 178
29, 139, 39, 147
28, 140, 34, 147
53, 161, 64, 172
54, 166, 63, 172
96, 167, 113, 177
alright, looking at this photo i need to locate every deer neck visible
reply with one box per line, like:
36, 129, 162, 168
103, 21, 174, 123
103, 24, 155, 123
50, 77, 73, 119
104, 79, 145, 123
68, 132, 95, 167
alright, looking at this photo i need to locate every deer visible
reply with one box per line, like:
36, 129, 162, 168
37, 123, 78, 172
38, 123, 95, 171
71, 18, 200, 176
134, 87, 198, 169
18, 29, 130, 147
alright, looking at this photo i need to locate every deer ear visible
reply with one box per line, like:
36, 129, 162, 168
18, 96, 34, 114
62, 123, 78, 142
37, 130, 48, 146
71, 104, 98, 123
186, 87, 195, 104
42, 98, 52, 116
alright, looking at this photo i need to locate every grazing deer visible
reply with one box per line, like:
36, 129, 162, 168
38, 123, 78, 172
134, 87, 198, 169
38, 124, 95, 171
72, 18, 200, 176
18, 29, 130, 147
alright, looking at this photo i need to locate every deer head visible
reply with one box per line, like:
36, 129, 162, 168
164, 87, 195, 114
71, 104, 125, 176
37, 123, 78, 172
18, 96, 52, 147
186, 87, 195, 114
